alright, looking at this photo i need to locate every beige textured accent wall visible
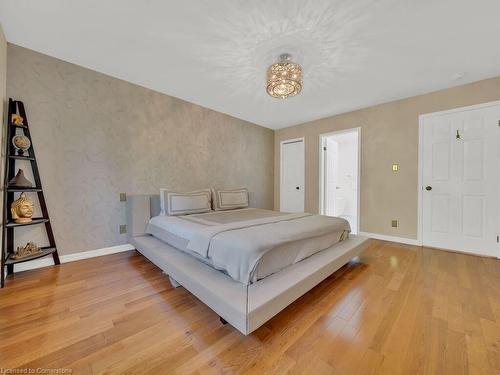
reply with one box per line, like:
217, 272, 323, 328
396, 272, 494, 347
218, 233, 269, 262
275, 76, 500, 239
7, 44, 274, 255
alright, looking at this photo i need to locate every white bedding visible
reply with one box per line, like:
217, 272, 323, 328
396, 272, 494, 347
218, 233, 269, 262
147, 208, 350, 284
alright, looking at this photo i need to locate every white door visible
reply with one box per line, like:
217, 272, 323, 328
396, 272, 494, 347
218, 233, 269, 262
280, 139, 304, 212
422, 104, 500, 257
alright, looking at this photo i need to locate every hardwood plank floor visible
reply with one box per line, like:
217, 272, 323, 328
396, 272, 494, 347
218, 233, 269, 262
1, 239, 500, 374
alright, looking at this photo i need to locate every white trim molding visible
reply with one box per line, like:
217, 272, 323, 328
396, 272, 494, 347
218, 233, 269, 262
358, 231, 421, 246
11, 244, 135, 273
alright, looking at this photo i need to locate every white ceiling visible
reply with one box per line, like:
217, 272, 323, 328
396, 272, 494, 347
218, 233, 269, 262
1, 0, 500, 129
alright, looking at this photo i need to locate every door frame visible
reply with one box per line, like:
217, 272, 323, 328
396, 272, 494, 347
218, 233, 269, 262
417, 100, 500, 247
318, 127, 361, 233
280, 137, 305, 211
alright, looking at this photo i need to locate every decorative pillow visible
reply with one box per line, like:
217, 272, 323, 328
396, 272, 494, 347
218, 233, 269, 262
211, 187, 249, 211
160, 189, 211, 216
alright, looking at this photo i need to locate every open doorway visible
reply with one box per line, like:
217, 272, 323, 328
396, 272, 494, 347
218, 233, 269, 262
320, 128, 360, 234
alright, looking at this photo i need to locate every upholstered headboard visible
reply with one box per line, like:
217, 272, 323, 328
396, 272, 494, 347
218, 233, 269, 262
126, 194, 160, 238
126, 190, 256, 238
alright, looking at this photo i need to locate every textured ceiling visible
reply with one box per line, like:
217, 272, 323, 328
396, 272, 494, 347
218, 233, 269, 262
1, 0, 500, 129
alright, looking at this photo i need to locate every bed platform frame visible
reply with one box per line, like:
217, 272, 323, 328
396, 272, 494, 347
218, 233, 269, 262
127, 194, 369, 335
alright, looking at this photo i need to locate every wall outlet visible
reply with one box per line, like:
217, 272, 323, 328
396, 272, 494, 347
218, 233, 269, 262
391, 220, 398, 228
120, 224, 127, 234
119, 193, 127, 202
392, 164, 399, 172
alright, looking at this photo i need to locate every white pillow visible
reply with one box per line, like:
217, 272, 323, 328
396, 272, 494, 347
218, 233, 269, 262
212, 187, 249, 211
160, 189, 212, 216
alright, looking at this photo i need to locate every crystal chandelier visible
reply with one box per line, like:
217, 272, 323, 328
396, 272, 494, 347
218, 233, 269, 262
266, 54, 303, 99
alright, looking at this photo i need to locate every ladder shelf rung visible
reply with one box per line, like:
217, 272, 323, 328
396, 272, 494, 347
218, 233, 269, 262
8, 122, 28, 129
9, 155, 35, 161
5, 247, 56, 265
5, 218, 49, 228
6, 187, 43, 192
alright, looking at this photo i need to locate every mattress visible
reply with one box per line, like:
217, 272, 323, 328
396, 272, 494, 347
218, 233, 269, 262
147, 208, 348, 283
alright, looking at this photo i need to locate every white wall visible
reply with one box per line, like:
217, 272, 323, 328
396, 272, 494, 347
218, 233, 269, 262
324, 131, 358, 232
325, 137, 338, 216
337, 138, 358, 217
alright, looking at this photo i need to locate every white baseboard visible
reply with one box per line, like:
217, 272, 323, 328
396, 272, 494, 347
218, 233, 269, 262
11, 243, 135, 273
358, 232, 421, 246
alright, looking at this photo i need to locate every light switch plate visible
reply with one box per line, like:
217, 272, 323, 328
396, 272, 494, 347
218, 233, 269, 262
119, 193, 127, 202
391, 220, 398, 228
392, 164, 399, 172
120, 224, 127, 234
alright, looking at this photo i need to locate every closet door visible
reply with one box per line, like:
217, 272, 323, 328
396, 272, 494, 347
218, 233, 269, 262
422, 104, 500, 257
280, 138, 305, 213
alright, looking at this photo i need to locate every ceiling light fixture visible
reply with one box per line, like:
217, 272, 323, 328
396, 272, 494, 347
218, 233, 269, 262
266, 54, 303, 99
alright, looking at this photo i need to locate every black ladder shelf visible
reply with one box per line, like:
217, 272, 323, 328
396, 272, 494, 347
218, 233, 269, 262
1, 99, 60, 287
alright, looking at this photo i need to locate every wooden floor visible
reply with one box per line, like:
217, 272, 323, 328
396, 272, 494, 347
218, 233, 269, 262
1, 240, 500, 374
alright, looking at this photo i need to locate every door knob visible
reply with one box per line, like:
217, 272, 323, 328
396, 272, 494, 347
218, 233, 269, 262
425, 186, 432, 191
296, 186, 300, 190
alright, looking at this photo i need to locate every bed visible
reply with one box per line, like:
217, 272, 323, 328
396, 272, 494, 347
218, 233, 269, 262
127, 194, 369, 335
